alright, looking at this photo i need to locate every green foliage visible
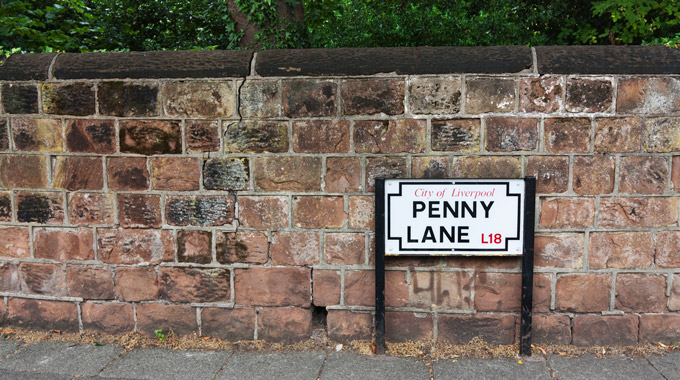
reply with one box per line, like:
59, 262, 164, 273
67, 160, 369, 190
235, 0, 307, 48
154, 329, 166, 343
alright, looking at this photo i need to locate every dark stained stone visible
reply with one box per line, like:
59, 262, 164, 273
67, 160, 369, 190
536, 46, 680, 74
0, 193, 11, 221
65, 119, 116, 153
16, 192, 63, 224
2, 84, 38, 114
203, 158, 249, 190
98, 82, 159, 117
282, 80, 337, 117
0, 119, 8, 150
0, 53, 57, 80
41, 83, 95, 116
224, 121, 288, 153
120, 120, 181, 155
52, 50, 253, 79
256, 46, 532, 76
166, 195, 235, 226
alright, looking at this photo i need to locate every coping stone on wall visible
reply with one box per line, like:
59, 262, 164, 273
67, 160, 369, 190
51, 50, 254, 79
536, 45, 680, 74
0, 53, 58, 81
255, 46, 533, 76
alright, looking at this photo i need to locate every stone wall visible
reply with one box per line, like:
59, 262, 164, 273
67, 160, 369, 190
0, 46, 679, 345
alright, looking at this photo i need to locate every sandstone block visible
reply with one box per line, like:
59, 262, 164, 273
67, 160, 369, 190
565, 78, 612, 113
0, 192, 10, 221
11, 117, 62, 152
117, 194, 162, 228
485, 117, 538, 152
186, 120, 220, 152
348, 196, 374, 229
656, 231, 680, 268
203, 157, 249, 191
270, 231, 320, 266
312, 270, 340, 307
615, 273, 666, 312
258, 308, 311, 343
82, 303, 134, 334
619, 156, 667, 194
239, 80, 280, 118
98, 229, 174, 264
237, 196, 289, 230
465, 78, 515, 114
412, 156, 449, 179
640, 315, 680, 344
19, 262, 68, 296
114, 267, 158, 302
598, 197, 678, 228
201, 308, 255, 340
8, 298, 78, 332
539, 198, 594, 229
555, 273, 610, 312
293, 196, 346, 229
159, 267, 230, 303
354, 119, 426, 153
324, 233, 365, 265
386, 312, 433, 342
533, 315, 571, 345
119, 120, 181, 155
136, 304, 197, 337
544, 118, 591, 153
325, 157, 361, 193
293, 120, 350, 153
408, 76, 461, 114
106, 157, 149, 191
69, 193, 114, 226
224, 121, 288, 153
438, 314, 515, 345
573, 155, 615, 195
2, 84, 38, 114
431, 119, 480, 152
0, 227, 30, 259
474, 272, 520, 312
16, 191, 63, 224
519, 77, 562, 113
327, 310, 373, 342
53, 156, 103, 191
342, 79, 404, 115
409, 271, 472, 310
98, 82, 158, 117
594, 117, 643, 152
166, 195, 235, 226
366, 157, 407, 191
452, 156, 521, 178
572, 315, 638, 346
589, 232, 654, 269
254, 156, 322, 192
345, 270, 408, 307
644, 117, 680, 152
178, 230, 212, 264
534, 233, 584, 269
0, 155, 47, 189
617, 77, 680, 114
66, 266, 114, 299
283, 80, 337, 117
65, 119, 115, 153
526, 156, 569, 194
150, 157, 200, 191
162, 81, 234, 118
234, 267, 311, 307
34, 228, 94, 261
41, 83, 95, 115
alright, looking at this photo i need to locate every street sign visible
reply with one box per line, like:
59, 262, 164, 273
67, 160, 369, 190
384, 179, 525, 256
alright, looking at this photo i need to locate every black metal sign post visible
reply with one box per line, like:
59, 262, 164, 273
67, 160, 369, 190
374, 178, 386, 355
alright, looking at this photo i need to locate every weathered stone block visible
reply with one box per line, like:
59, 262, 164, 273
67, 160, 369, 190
254, 156, 322, 192
465, 78, 515, 113
117, 194, 162, 228
178, 230, 212, 264
114, 267, 158, 301
485, 117, 538, 152
540, 198, 595, 229
150, 157, 200, 191
98, 229, 174, 264
431, 119, 480, 152
325, 233, 365, 265
0, 119, 8, 151
555, 273, 610, 312
656, 231, 680, 268
474, 272, 520, 312
53, 156, 103, 191
186, 120, 220, 152
136, 304, 197, 337
159, 267, 230, 303
258, 308, 311, 343
11, 117, 62, 152
534, 233, 584, 269
166, 195, 235, 226
438, 315, 515, 345
616, 273, 666, 312
412, 156, 449, 179
283, 80, 337, 117
565, 78, 612, 113
19, 262, 67, 296
34, 228, 94, 261
544, 118, 591, 153
327, 310, 373, 342
119, 120, 182, 155
366, 157, 407, 191
598, 197, 678, 228
203, 157, 249, 191
312, 270, 341, 307
41, 83, 95, 115
645, 117, 680, 152
452, 156, 521, 178
293, 196, 346, 229
270, 231, 320, 266
533, 315, 571, 345
293, 120, 350, 153
409, 271, 472, 310
234, 267, 311, 307
82, 303, 134, 334
65, 119, 115, 153
162, 81, 234, 118
0, 155, 47, 189
572, 315, 638, 346
673, 156, 680, 191
0, 227, 30, 258
640, 315, 680, 344
573, 155, 615, 195
526, 156, 569, 193
349, 196, 374, 229
519, 76, 562, 113
2, 84, 38, 114
342, 79, 404, 115
619, 156, 667, 194
66, 266, 114, 300
0, 192, 10, 221
671, 275, 680, 311
0, 262, 20, 292
408, 76, 461, 114
589, 232, 654, 269
201, 308, 255, 340
354, 119, 426, 153
345, 270, 408, 307
617, 77, 680, 114
386, 312, 433, 342
107, 157, 149, 191
594, 117, 643, 152
224, 121, 288, 153
16, 191, 63, 223
216, 231, 268, 264
8, 298, 78, 332
237, 196, 289, 230
326, 157, 361, 193
240, 80, 280, 118
98, 82, 158, 117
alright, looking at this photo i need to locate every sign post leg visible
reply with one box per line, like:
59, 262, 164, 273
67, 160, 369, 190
520, 177, 536, 356
375, 178, 386, 355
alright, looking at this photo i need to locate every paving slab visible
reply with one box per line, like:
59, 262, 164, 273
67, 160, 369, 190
0, 339, 20, 359
548, 354, 665, 380
0, 341, 123, 376
0, 370, 72, 380
321, 352, 429, 380
647, 352, 680, 379
99, 348, 230, 380
217, 351, 326, 380
433, 358, 552, 380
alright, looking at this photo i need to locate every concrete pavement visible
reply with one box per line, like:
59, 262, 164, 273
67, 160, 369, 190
0, 339, 678, 379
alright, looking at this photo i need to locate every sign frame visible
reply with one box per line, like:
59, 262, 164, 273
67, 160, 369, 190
374, 177, 536, 356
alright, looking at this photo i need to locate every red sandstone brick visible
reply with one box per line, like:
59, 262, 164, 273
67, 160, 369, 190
258, 307, 311, 342
465, 78, 515, 114
674, 156, 680, 191
324, 233, 365, 265
16, 191, 64, 224
670, 274, 680, 311
619, 156, 668, 194
485, 117, 538, 152
162, 81, 234, 118
598, 197, 678, 228
349, 196, 374, 230
386, 311, 433, 342
354, 119, 426, 153
544, 118, 591, 153
342, 79, 405, 115
11, 117, 63, 152
114, 267, 158, 302
82, 302, 134, 334
19, 262, 68, 296
312, 270, 340, 307
270, 231, 320, 266
526, 156, 569, 193
293, 120, 350, 153
159, 267, 230, 303
326, 157, 361, 193
186, 120, 220, 152
412, 156, 449, 179
8, 298, 78, 332
534, 274, 552, 313
53, 156, 103, 191
0, 227, 30, 259
67, 266, 114, 299
0, 154, 47, 189
293, 196, 346, 229
0, 262, 20, 292
216, 231, 268, 264
535, 234, 584, 269
565, 78, 613, 113
238, 196, 289, 230
617, 77, 680, 114
177, 230, 212, 264
98, 229, 174, 264
234, 267, 311, 307
283, 80, 337, 118
65, 119, 115, 153
539, 198, 595, 229
615, 273, 666, 312
573, 155, 615, 195
640, 315, 680, 344
409, 271, 472, 310
150, 157, 200, 191
474, 272, 520, 312
594, 117, 643, 152
644, 117, 680, 152
68, 193, 114, 226
201, 308, 255, 340
107, 157, 149, 191
533, 315, 571, 345
555, 274, 610, 312
0, 192, 10, 221
366, 157, 408, 191
327, 310, 373, 342
589, 232, 654, 269
254, 156, 322, 192
438, 314, 516, 345
119, 120, 182, 155
136, 303, 197, 337
519, 77, 563, 113
657, 231, 680, 268
572, 315, 638, 346
34, 228, 94, 261
345, 270, 408, 307
117, 194, 161, 228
